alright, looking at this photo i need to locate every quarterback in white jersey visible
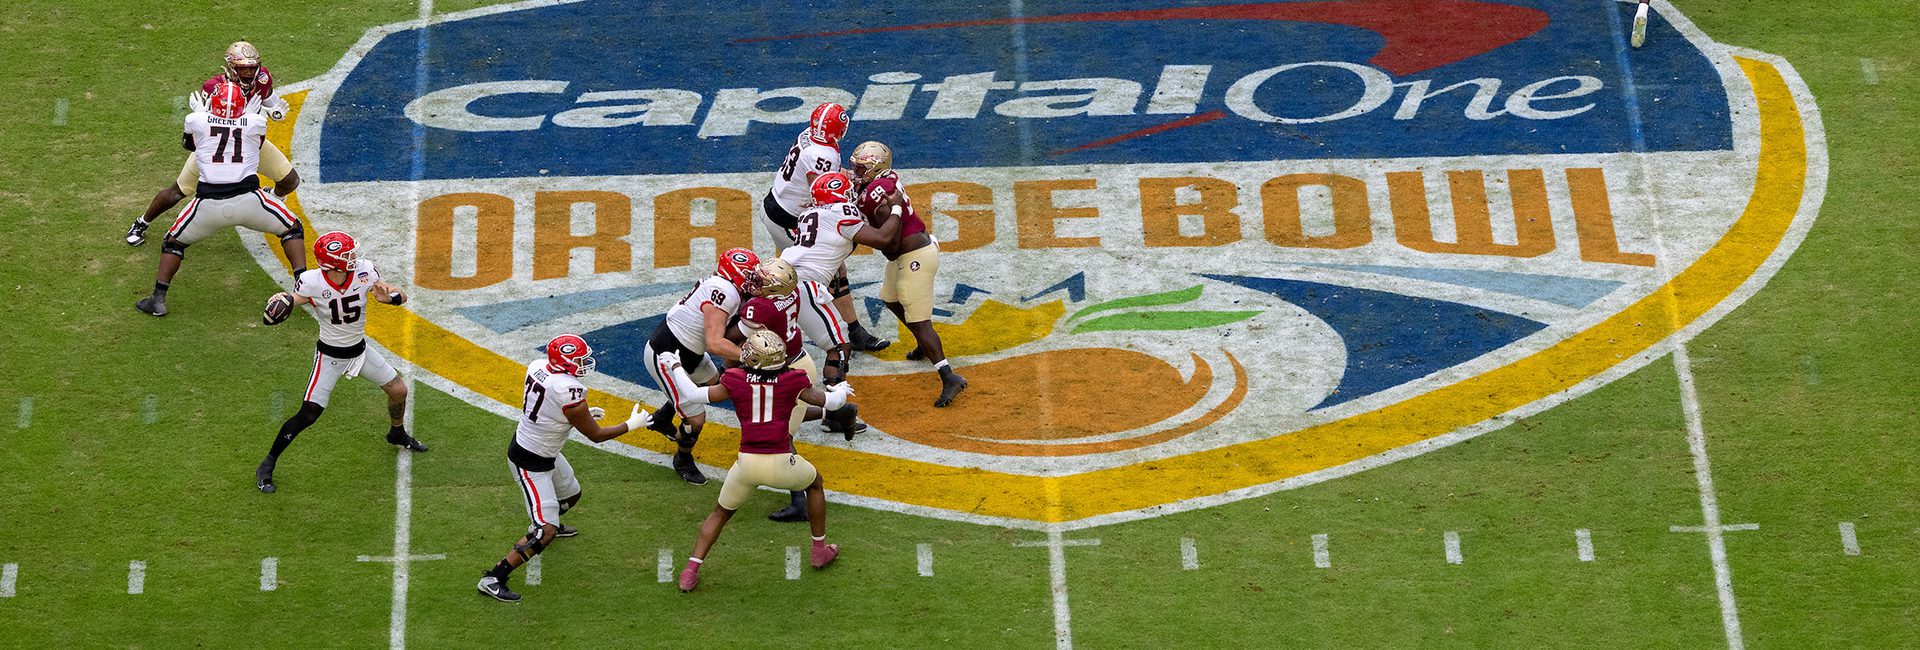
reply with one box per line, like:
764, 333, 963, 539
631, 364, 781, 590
253, 231, 424, 494
133, 81, 308, 318
478, 334, 645, 603
779, 172, 901, 386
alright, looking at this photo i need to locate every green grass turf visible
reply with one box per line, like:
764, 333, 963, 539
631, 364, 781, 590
0, 0, 1915, 647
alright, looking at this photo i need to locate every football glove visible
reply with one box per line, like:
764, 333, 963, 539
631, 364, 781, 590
187, 90, 210, 113
622, 405, 646, 431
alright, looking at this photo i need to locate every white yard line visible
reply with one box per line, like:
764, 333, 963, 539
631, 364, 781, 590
385, 372, 419, 650
142, 394, 159, 425
1670, 523, 1758, 533
52, 98, 68, 126
1, 563, 16, 597
525, 554, 541, 586
1311, 534, 1331, 569
16, 396, 31, 429
1443, 531, 1463, 565
1838, 522, 1861, 556
1180, 537, 1198, 570
1576, 529, 1596, 562
1672, 346, 1748, 650
1011, 531, 1100, 649
656, 548, 673, 583
785, 547, 802, 580
1860, 58, 1880, 85
261, 557, 278, 591
917, 543, 934, 577
127, 561, 146, 595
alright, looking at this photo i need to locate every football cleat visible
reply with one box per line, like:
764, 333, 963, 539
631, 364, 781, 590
768, 492, 808, 523
387, 430, 429, 452
904, 346, 925, 362
672, 451, 708, 485
646, 408, 679, 442
125, 218, 150, 246
821, 403, 864, 441
255, 458, 277, 494
554, 524, 579, 538
135, 296, 168, 317
849, 325, 891, 352
677, 561, 701, 592
935, 373, 968, 408
477, 575, 521, 603
810, 543, 840, 569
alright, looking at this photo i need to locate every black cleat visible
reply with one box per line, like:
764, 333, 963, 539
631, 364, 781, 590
126, 218, 151, 246
554, 524, 579, 538
646, 409, 679, 442
672, 451, 708, 485
477, 575, 521, 603
849, 323, 892, 352
821, 403, 864, 441
387, 430, 429, 452
935, 373, 968, 408
135, 296, 168, 317
768, 491, 809, 522
256, 458, 277, 494
905, 346, 925, 361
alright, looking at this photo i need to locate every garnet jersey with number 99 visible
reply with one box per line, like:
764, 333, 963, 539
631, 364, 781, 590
778, 202, 867, 284
294, 260, 379, 347
739, 294, 802, 361
855, 171, 927, 241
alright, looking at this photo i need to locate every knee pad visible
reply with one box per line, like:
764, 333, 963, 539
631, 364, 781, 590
678, 422, 702, 448
828, 274, 851, 298
278, 227, 303, 243
824, 357, 850, 383
512, 528, 553, 561
161, 239, 189, 258
558, 493, 580, 515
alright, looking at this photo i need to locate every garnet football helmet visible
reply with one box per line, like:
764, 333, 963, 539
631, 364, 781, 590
716, 247, 761, 292
546, 333, 596, 377
313, 231, 359, 272
208, 81, 247, 119
223, 41, 263, 93
849, 141, 893, 184
808, 102, 848, 146
741, 329, 789, 371
810, 171, 854, 206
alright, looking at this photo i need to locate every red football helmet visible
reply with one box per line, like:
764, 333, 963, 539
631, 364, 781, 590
313, 231, 359, 272
811, 171, 854, 205
546, 334, 595, 377
808, 102, 848, 146
716, 247, 761, 291
208, 81, 247, 119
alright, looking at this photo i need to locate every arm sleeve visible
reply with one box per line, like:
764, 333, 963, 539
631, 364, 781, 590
670, 364, 711, 407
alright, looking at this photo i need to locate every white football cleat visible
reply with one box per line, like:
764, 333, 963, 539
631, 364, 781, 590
1631, 2, 1650, 49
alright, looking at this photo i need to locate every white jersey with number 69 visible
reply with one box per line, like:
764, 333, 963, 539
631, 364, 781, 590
769, 130, 840, 215
294, 260, 379, 347
663, 275, 745, 353
515, 360, 587, 458
779, 202, 868, 284
184, 111, 268, 185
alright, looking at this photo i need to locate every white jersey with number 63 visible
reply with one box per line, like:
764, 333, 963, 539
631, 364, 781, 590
515, 360, 587, 458
294, 260, 379, 347
778, 202, 868, 285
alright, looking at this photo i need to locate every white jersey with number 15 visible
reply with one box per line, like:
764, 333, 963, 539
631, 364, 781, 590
294, 260, 379, 347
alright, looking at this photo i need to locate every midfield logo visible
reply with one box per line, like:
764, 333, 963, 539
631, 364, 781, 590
255, 0, 1825, 528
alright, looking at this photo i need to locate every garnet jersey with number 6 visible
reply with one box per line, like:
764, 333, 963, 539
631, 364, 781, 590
855, 170, 927, 242
778, 202, 867, 284
294, 260, 379, 347
515, 360, 586, 458
739, 295, 802, 362
720, 367, 812, 454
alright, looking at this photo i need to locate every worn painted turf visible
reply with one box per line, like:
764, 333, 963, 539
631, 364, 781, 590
0, 1, 1913, 647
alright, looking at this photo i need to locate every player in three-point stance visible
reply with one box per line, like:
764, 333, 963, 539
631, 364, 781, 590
728, 258, 863, 522
761, 102, 890, 353
849, 141, 967, 407
779, 172, 902, 392
661, 330, 855, 592
476, 334, 648, 603
641, 249, 786, 485
135, 80, 307, 317
127, 42, 299, 255
254, 231, 426, 493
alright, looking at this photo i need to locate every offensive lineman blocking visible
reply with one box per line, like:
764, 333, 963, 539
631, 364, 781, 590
779, 172, 902, 390
255, 231, 427, 493
762, 102, 890, 352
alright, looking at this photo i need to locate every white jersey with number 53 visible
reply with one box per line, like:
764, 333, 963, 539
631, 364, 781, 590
515, 360, 587, 458
294, 260, 379, 347
769, 130, 840, 215
778, 202, 867, 284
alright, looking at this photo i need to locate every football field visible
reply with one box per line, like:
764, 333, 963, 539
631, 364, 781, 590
2, 0, 1916, 647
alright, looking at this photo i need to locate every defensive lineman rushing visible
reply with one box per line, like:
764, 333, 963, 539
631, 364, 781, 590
661, 331, 855, 592
762, 102, 891, 352
255, 231, 427, 493
779, 171, 902, 390
849, 141, 968, 406
477, 335, 648, 603
134, 81, 307, 317
127, 41, 299, 253
641, 249, 786, 484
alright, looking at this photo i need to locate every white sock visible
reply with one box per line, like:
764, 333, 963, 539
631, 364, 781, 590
934, 360, 950, 371
688, 557, 703, 565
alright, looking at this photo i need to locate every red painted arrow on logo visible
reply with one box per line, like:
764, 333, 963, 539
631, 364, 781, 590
740, 0, 1550, 76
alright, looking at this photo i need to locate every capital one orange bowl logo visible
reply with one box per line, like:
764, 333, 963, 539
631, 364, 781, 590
248, 0, 1824, 528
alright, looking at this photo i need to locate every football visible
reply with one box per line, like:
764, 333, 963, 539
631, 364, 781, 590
262, 291, 294, 325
